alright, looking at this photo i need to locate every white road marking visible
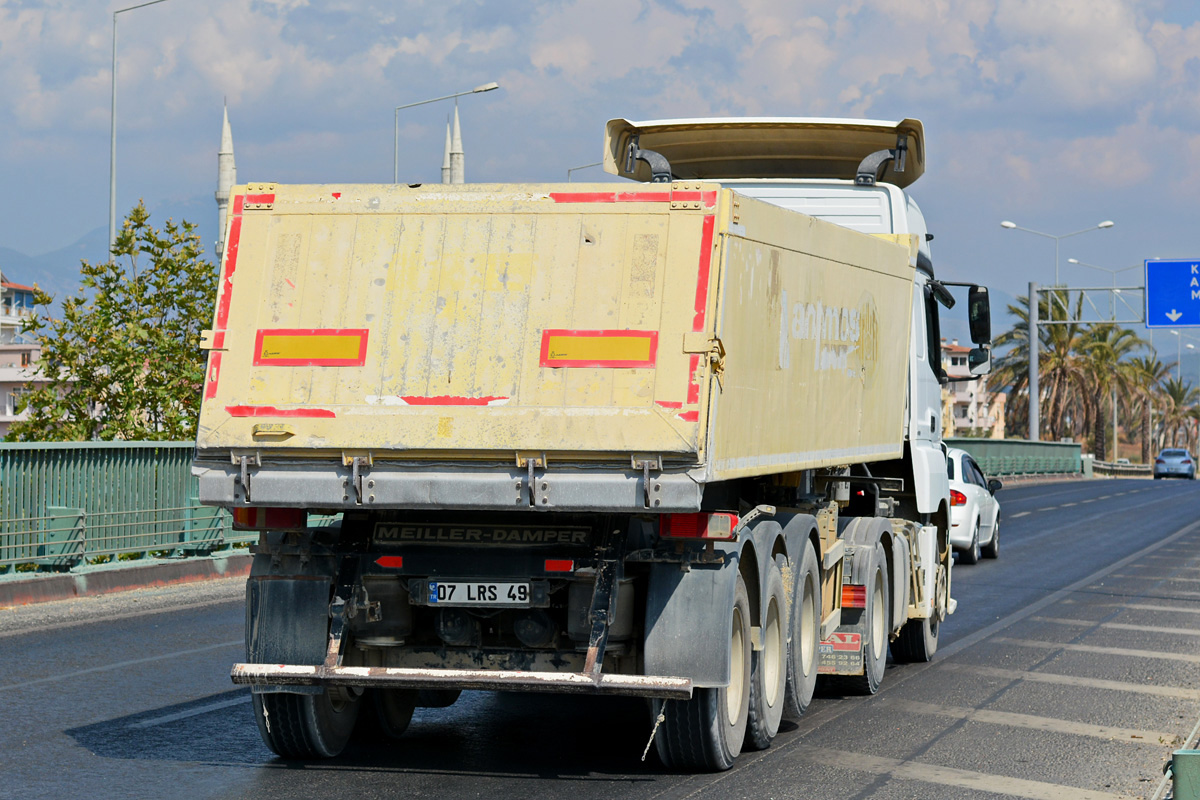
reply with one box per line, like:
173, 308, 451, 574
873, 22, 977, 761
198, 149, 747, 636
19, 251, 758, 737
1110, 573, 1200, 583
1120, 603, 1200, 615
0, 640, 243, 691
1081, 498, 1096, 503
1032, 616, 1200, 637
1061, 502, 1078, 507
1012, 511, 1031, 518
993, 636, 1200, 664
1038, 507, 1058, 512
941, 663, 1200, 699
128, 695, 251, 729
798, 746, 1129, 800
881, 698, 1179, 745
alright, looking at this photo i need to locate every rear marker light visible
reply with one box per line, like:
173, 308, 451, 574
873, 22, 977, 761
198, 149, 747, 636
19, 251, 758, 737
231, 506, 306, 531
950, 490, 967, 507
544, 559, 575, 573
842, 584, 867, 608
375, 556, 404, 569
659, 512, 740, 541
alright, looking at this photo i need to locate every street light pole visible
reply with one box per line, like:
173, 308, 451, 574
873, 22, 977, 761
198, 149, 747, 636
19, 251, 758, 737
1000, 219, 1115, 285
1065, 258, 1141, 319
1029, 282, 1040, 442
110, 0, 174, 252
393, 82, 499, 184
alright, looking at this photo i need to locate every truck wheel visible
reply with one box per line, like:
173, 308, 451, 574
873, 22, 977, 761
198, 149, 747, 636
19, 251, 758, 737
253, 687, 361, 759
654, 573, 752, 771
374, 689, 418, 738
842, 542, 888, 695
416, 689, 461, 708
745, 559, 787, 750
782, 544, 820, 721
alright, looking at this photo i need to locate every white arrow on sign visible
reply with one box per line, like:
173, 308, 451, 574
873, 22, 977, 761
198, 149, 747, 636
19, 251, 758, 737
1167, 309, 1183, 321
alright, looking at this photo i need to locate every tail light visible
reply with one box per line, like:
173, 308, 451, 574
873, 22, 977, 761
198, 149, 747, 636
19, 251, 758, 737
1184, 459, 1193, 465
659, 512, 740, 541
1156, 458, 1166, 464
950, 490, 967, 507
231, 506, 306, 531
842, 584, 867, 608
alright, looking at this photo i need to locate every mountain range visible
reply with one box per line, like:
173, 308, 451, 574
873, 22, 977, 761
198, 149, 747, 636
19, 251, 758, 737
0, 196, 220, 312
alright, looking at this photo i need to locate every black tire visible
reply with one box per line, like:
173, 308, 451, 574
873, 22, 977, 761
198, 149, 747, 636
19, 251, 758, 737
840, 542, 888, 695
745, 559, 787, 751
958, 522, 980, 565
655, 573, 752, 771
374, 689, 418, 738
981, 513, 999, 559
891, 553, 944, 664
782, 544, 820, 722
253, 687, 361, 759
415, 689, 461, 708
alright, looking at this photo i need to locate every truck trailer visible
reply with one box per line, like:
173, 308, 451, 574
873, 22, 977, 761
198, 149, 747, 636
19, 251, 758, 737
193, 116, 993, 770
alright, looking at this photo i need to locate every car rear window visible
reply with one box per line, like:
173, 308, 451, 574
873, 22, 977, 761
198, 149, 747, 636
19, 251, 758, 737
1162, 449, 1187, 457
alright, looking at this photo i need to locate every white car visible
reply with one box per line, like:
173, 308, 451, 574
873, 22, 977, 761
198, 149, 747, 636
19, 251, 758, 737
946, 447, 1001, 564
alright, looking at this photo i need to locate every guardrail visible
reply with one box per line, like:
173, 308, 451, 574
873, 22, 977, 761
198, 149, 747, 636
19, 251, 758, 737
945, 437, 1082, 478
1091, 460, 1153, 478
0, 442, 253, 575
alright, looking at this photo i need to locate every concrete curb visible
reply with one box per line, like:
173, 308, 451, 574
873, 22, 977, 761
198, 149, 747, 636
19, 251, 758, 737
0, 553, 252, 607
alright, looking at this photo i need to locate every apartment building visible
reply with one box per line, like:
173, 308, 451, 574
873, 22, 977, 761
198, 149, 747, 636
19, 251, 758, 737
941, 340, 1006, 439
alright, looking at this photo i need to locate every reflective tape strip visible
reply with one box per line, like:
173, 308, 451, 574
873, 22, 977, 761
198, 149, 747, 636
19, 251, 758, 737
539, 329, 658, 368
253, 329, 369, 367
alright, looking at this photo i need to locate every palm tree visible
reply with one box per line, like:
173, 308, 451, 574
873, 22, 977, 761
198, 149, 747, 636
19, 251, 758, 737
1078, 324, 1145, 460
1159, 377, 1199, 449
1127, 356, 1172, 463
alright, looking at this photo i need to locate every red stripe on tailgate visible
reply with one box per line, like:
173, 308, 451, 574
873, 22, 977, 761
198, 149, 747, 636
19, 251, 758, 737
225, 406, 336, 418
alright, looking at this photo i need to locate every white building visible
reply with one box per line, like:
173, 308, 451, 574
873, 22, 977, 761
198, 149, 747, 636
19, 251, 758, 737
0, 277, 46, 436
941, 340, 1005, 439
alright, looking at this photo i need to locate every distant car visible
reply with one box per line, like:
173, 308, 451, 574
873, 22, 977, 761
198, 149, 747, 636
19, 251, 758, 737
946, 447, 1002, 564
1116, 458, 1131, 465
1154, 448, 1196, 480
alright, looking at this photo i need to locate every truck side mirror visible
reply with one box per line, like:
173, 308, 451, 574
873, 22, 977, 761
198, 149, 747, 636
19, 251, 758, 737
968, 286, 991, 345
968, 346, 991, 376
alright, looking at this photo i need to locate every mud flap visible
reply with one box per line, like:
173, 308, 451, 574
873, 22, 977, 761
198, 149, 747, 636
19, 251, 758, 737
245, 576, 332, 695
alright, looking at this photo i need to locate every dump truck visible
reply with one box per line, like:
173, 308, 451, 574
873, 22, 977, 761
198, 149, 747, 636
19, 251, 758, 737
193, 117, 993, 771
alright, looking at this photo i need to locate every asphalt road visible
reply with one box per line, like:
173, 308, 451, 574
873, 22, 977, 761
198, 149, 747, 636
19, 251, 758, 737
2, 477, 1198, 800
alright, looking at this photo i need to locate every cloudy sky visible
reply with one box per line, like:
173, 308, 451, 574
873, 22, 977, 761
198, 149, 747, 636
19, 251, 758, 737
3, 0, 1200, 357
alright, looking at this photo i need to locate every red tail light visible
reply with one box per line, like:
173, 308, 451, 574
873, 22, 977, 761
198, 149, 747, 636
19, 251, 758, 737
950, 490, 967, 507
231, 506, 306, 531
1184, 459, 1193, 465
1156, 459, 1166, 464
842, 584, 867, 608
660, 512, 739, 541
544, 559, 575, 573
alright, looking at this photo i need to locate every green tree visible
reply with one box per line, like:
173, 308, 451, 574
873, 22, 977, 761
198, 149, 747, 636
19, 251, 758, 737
1078, 324, 1144, 461
1127, 355, 1172, 462
7, 202, 217, 441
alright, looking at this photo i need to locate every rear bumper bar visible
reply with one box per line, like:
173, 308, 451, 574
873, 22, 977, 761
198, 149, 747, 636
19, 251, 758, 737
231, 662, 694, 700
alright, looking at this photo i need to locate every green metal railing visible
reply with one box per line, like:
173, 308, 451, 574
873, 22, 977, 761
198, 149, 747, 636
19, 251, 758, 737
0, 442, 253, 574
946, 437, 1082, 477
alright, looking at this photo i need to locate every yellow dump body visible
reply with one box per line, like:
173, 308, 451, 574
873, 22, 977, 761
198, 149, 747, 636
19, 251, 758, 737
196, 182, 915, 488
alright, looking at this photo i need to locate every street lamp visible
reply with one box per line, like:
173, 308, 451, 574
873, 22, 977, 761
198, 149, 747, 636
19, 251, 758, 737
1170, 329, 1181, 380
110, 0, 175, 252
567, 162, 602, 181
393, 82, 500, 184
1065, 258, 1141, 318
1000, 219, 1114, 285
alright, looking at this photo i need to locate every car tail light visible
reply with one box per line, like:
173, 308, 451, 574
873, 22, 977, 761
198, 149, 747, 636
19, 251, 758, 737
950, 490, 967, 507
842, 584, 867, 608
1184, 459, 1193, 465
659, 512, 740, 541
231, 506, 306, 531
1156, 458, 1166, 464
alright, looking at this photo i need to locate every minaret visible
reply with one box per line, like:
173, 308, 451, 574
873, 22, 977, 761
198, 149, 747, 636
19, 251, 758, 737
450, 105, 465, 184
215, 103, 237, 258
441, 121, 452, 184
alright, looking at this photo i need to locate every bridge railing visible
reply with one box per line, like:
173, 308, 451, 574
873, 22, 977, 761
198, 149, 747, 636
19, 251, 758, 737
944, 438, 1082, 478
0, 441, 254, 574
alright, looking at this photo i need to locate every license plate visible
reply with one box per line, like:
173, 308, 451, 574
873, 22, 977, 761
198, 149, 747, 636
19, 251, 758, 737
426, 581, 531, 607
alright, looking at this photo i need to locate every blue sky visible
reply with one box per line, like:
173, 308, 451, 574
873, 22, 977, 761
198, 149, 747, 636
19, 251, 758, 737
2, 0, 1200, 360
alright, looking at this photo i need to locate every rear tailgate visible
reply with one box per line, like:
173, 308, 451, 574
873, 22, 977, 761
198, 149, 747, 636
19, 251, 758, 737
196, 182, 722, 463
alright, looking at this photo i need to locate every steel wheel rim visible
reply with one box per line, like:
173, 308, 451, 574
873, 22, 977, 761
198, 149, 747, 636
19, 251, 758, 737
764, 594, 782, 707
871, 569, 885, 660
799, 570, 817, 677
726, 605, 746, 725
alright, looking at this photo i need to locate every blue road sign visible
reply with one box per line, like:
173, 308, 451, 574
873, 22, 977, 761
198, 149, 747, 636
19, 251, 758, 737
1145, 259, 1200, 328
